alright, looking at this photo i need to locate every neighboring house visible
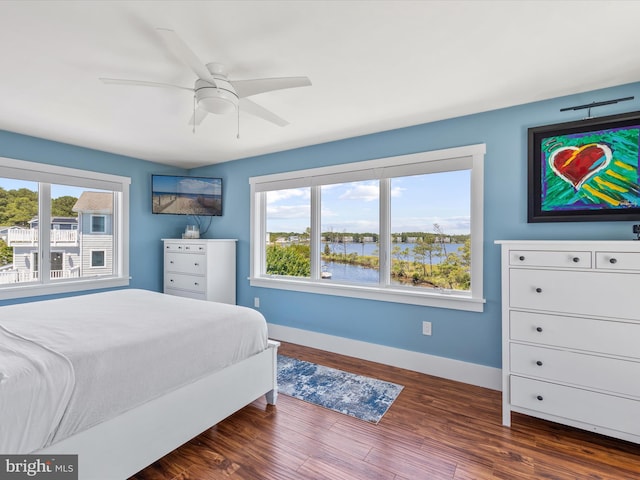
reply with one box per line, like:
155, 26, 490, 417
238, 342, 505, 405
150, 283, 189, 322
1, 191, 113, 284
29, 217, 78, 231
7, 217, 79, 282
72, 191, 114, 277
0, 226, 24, 243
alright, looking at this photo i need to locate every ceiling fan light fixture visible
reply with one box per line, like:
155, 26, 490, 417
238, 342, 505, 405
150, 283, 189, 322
198, 93, 237, 114
195, 79, 238, 115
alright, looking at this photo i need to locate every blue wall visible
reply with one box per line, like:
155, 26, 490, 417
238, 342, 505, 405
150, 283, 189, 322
0, 130, 189, 305
191, 81, 640, 369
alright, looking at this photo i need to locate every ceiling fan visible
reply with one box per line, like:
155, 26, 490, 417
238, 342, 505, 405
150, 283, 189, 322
100, 28, 311, 130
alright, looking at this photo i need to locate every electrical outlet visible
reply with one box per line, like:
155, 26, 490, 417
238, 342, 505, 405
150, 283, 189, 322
422, 321, 432, 336
254, 297, 260, 308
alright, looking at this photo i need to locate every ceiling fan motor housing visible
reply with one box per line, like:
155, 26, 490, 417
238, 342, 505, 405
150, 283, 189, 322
195, 78, 238, 115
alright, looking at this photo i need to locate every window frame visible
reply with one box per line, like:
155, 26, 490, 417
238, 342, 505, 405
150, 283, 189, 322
90, 249, 106, 268
0, 156, 130, 300
249, 144, 485, 312
90, 214, 107, 234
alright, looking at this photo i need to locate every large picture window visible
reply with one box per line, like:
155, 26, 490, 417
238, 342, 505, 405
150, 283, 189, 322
0, 157, 130, 299
250, 144, 485, 311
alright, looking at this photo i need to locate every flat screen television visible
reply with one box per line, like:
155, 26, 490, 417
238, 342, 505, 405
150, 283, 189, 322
152, 174, 222, 216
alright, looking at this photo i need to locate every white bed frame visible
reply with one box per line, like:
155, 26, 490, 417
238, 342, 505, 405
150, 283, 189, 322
36, 340, 279, 480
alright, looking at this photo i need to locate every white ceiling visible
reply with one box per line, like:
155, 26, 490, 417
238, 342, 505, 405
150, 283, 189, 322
1, 1, 640, 169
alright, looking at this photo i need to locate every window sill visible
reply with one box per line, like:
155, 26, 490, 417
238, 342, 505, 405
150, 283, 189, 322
0, 276, 130, 301
249, 276, 485, 312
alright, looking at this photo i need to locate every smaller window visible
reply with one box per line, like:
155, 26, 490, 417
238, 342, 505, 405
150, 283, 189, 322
91, 215, 106, 233
91, 250, 105, 268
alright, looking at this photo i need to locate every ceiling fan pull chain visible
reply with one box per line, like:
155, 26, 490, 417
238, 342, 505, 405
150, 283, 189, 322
236, 107, 240, 139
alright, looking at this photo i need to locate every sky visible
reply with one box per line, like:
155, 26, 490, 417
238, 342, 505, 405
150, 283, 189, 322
0, 178, 88, 198
266, 170, 471, 235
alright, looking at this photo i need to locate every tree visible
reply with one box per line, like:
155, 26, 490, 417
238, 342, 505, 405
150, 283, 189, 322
266, 244, 311, 277
438, 251, 470, 290
433, 223, 448, 256
391, 245, 410, 278
52, 196, 79, 217
0, 187, 38, 227
0, 239, 12, 266
413, 238, 440, 276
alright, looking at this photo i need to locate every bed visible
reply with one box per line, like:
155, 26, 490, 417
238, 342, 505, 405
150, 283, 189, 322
0, 288, 279, 480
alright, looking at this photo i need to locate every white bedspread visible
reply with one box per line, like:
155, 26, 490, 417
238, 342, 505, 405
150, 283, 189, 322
0, 289, 268, 453
0, 326, 74, 453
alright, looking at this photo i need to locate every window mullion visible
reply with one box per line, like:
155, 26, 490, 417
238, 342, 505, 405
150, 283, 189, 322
310, 186, 321, 280
254, 190, 266, 277
38, 183, 52, 284
379, 178, 390, 286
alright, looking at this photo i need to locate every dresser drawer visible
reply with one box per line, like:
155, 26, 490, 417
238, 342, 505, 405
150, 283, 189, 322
164, 288, 206, 301
165, 252, 206, 275
164, 273, 206, 293
510, 376, 640, 436
510, 311, 640, 358
509, 269, 640, 320
164, 242, 206, 253
510, 250, 591, 268
510, 343, 640, 397
595, 251, 640, 271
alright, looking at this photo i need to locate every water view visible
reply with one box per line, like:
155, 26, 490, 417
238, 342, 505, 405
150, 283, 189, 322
321, 242, 465, 286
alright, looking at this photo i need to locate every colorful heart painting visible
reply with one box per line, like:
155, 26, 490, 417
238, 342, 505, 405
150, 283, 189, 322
537, 123, 640, 216
548, 143, 612, 190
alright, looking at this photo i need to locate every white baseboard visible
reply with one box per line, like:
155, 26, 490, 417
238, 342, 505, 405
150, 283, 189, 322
268, 323, 501, 391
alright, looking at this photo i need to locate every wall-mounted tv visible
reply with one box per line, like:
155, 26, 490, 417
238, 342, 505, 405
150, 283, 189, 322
152, 175, 222, 216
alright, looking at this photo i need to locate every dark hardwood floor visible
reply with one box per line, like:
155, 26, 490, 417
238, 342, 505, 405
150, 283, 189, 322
131, 342, 640, 479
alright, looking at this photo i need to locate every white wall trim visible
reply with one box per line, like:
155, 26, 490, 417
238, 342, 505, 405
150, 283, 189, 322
268, 323, 501, 391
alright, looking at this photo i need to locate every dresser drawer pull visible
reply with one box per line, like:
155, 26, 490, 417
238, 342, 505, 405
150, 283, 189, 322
169, 260, 174, 264
536, 395, 544, 401
536, 327, 543, 332
519, 255, 525, 261
536, 360, 543, 366
535, 287, 542, 293
194, 263, 199, 267
572, 257, 580, 263
169, 279, 174, 282
194, 282, 199, 286
609, 258, 618, 264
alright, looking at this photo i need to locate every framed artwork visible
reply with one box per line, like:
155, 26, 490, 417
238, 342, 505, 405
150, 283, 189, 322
528, 110, 640, 222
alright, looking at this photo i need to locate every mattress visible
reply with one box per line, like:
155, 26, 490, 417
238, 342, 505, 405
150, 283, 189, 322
0, 288, 268, 454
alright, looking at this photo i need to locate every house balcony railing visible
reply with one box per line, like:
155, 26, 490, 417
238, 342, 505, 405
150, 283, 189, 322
0, 267, 81, 285
6, 229, 78, 246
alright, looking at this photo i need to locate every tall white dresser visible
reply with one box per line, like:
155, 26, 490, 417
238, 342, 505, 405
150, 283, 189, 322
497, 240, 640, 444
162, 238, 237, 304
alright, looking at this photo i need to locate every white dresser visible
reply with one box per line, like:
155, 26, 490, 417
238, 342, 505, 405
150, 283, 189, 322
162, 238, 237, 304
497, 240, 640, 444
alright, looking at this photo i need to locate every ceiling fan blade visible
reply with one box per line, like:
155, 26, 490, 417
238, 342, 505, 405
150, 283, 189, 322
239, 98, 289, 127
189, 106, 209, 126
232, 76, 311, 98
99, 78, 193, 92
156, 28, 217, 86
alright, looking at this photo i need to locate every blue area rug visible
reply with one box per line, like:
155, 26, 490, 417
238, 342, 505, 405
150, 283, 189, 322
277, 355, 403, 424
